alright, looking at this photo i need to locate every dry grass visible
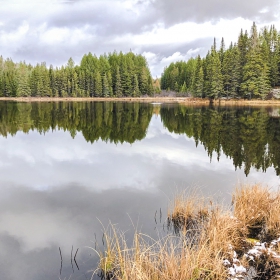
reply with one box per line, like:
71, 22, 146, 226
168, 190, 246, 254
233, 184, 280, 241
167, 190, 211, 236
94, 185, 280, 280
94, 226, 227, 280
2, 96, 280, 106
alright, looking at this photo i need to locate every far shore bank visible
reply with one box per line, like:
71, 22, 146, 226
1, 96, 280, 106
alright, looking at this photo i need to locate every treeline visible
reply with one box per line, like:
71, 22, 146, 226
160, 105, 280, 176
0, 102, 153, 143
161, 23, 280, 99
0, 52, 154, 98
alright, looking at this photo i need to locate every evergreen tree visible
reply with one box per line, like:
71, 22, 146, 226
120, 59, 131, 96
2, 59, 18, 97
180, 81, 187, 94
174, 81, 179, 92
192, 55, 204, 97
49, 65, 56, 97
94, 71, 102, 97
132, 74, 140, 97
238, 29, 249, 72
204, 47, 223, 99
219, 37, 225, 63
17, 62, 31, 97
139, 67, 149, 95
241, 23, 271, 99
102, 73, 110, 97
114, 66, 122, 97
222, 44, 241, 97
265, 25, 279, 86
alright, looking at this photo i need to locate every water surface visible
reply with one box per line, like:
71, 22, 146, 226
0, 101, 279, 279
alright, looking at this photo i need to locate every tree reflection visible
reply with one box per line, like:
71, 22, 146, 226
161, 105, 280, 176
0, 101, 153, 144
1, 102, 280, 176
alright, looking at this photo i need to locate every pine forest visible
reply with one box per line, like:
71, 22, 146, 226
161, 23, 280, 99
0, 52, 154, 98
1, 23, 280, 99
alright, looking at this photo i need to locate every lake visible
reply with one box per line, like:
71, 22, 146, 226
0, 101, 279, 280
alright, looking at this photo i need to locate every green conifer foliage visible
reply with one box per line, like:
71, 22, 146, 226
114, 66, 122, 97
102, 73, 110, 97
241, 24, 271, 99
0, 51, 153, 98
132, 74, 140, 97
139, 67, 149, 95
204, 47, 223, 99
17, 62, 31, 97
94, 71, 102, 97
222, 44, 241, 97
49, 65, 56, 97
174, 81, 179, 92
161, 22, 279, 100
2, 59, 18, 97
180, 81, 187, 94
193, 56, 204, 97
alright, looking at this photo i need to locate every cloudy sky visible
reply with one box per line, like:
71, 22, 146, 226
1, 0, 280, 77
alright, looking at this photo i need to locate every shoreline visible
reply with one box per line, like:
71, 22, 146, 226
1, 96, 280, 106
96, 184, 280, 279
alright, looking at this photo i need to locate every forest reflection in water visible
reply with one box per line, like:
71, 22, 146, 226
0, 101, 280, 280
160, 105, 280, 176
0, 101, 153, 144
1, 101, 280, 176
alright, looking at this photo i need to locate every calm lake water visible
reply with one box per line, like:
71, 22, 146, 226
0, 101, 280, 280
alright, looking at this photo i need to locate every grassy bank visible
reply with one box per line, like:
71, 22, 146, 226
0, 96, 192, 103
1, 96, 280, 106
94, 185, 280, 279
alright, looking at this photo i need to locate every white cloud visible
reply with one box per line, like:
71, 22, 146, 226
40, 26, 91, 46
0, 21, 29, 46
144, 49, 201, 77
0, 0, 280, 76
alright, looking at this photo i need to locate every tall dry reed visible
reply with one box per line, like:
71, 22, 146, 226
93, 184, 280, 279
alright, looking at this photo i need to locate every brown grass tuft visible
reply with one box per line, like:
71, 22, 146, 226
94, 184, 280, 279
95, 227, 227, 280
233, 184, 280, 241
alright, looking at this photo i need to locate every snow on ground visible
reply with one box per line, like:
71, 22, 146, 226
223, 237, 280, 279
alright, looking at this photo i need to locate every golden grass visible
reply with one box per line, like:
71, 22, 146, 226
94, 227, 227, 280
2, 96, 280, 107
0, 96, 195, 104
233, 184, 280, 241
94, 185, 280, 279
167, 190, 211, 235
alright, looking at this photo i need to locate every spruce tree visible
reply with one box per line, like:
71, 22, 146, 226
174, 81, 179, 92
222, 44, 241, 98
2, 59, 18, 97
219, 37, 225, 63
120, 60, 131, 96
114, 66, 122, 97
267, 25, 279, 86
49, 65, 56, 97
241, 23, 271, 99
139, 67, 149, 95
204, 47, 223, 99
102, 73, 110, 97
193, 55, 204, 97
180, 81, 187, 94
17, 62, 31, 97
132, 74, 140, 97
94, 71, 102, 97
